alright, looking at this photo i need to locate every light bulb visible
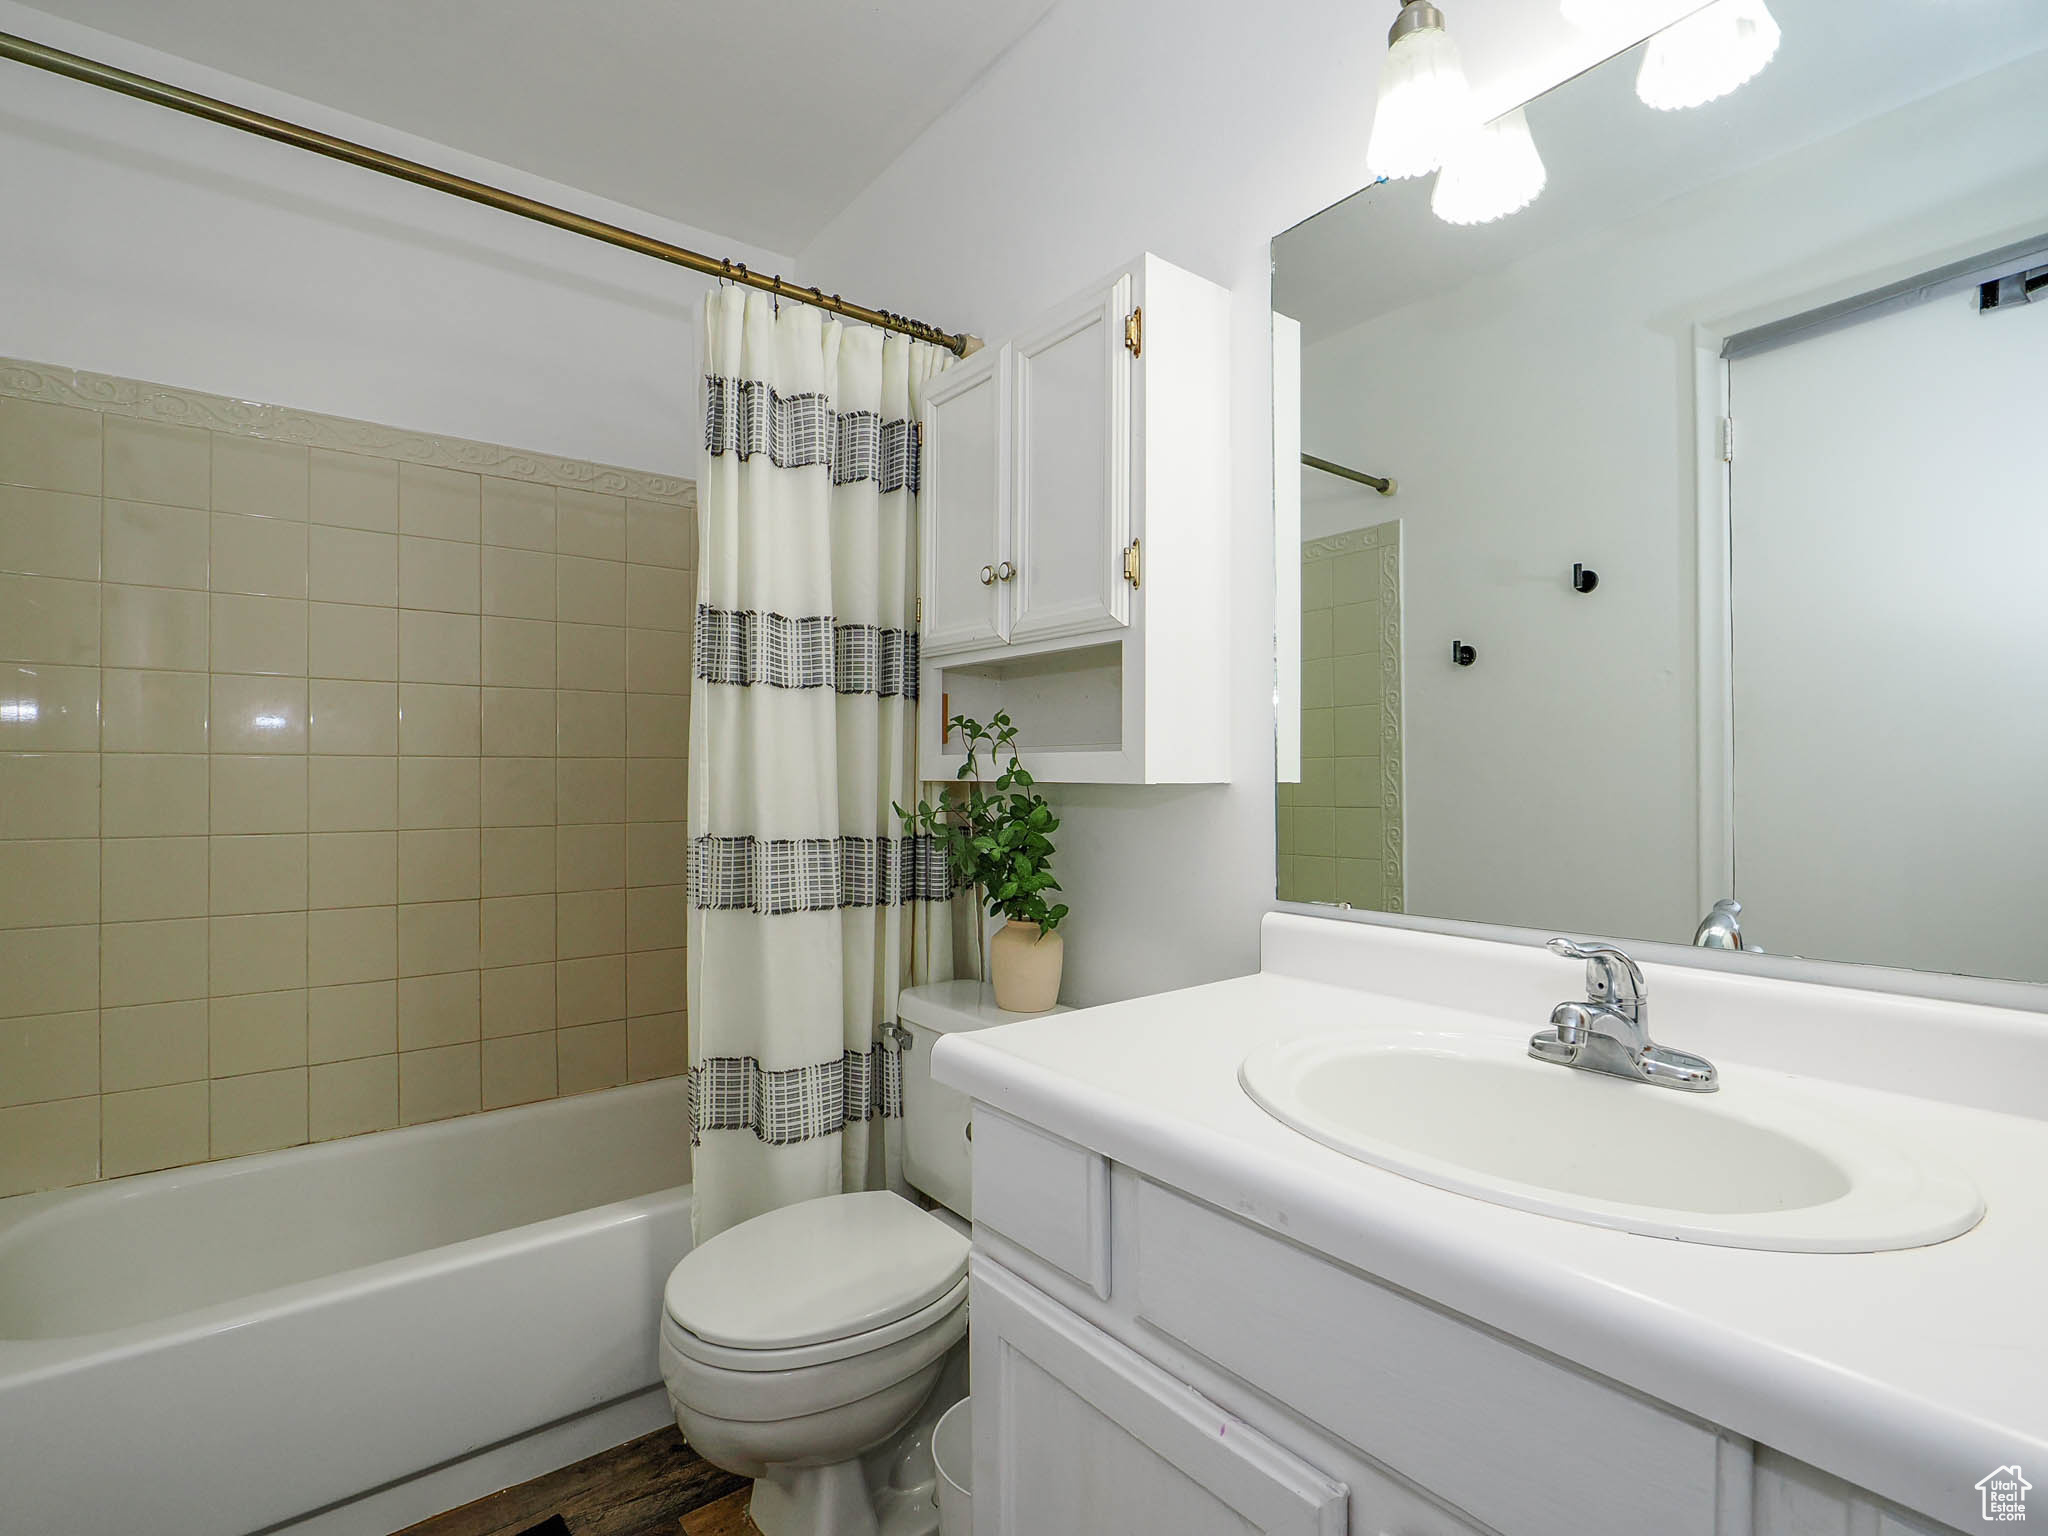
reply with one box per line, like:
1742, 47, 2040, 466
1431, 107, 1548, 225
1366, 2, 1478, 181
1635, 0, 1781, 111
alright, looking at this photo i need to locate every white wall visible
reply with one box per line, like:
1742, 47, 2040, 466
1296, 47, 2048, 949
798, 0, 1698, 1003
0, 1, 787, 475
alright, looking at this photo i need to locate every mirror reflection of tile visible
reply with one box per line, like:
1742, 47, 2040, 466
1278, 520, 1402, 912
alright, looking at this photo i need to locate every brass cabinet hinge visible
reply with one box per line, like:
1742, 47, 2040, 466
1124, 306, 1143, 357
1122, 538, 1141, 588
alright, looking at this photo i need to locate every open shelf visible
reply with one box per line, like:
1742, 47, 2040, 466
926, 641, 1139, 781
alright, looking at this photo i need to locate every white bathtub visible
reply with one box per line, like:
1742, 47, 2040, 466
0, 1078, 693, 1536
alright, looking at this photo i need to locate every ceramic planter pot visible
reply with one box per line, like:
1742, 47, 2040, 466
990, 919, 1064, 1012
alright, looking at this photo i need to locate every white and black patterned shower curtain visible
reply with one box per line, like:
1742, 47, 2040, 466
687, 288, 957, 1241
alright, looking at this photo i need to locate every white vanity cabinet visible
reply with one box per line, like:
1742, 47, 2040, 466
963, 1107, 1969, 1536
972, 1258, 1347, 1536
918, 253, 1231, 784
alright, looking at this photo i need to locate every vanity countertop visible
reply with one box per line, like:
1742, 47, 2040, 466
932, 928, 2048, 1531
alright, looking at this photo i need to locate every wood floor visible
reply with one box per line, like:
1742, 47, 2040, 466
674, 1489, 760, 1536
392, 1428, 753, 1536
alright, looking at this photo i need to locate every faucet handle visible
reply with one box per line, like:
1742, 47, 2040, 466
1546, 937, 1646, 1010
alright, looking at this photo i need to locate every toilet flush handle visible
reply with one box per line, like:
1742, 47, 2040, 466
883, 1020, 913, 1052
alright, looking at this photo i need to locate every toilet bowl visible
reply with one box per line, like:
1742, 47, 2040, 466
660, 1190, 970, 1536
660, 984, 1068, 1536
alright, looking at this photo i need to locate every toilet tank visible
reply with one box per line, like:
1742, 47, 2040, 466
898, 982, 1068, 1220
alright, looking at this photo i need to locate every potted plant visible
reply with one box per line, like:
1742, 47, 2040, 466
898, 710, 1069, 1012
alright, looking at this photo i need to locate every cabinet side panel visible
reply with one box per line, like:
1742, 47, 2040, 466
1136, 255, 1233, 781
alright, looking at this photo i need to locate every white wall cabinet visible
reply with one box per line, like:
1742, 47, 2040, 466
921, 346, 1010, 655
965, 1109, 1974, 1536
919, 253, 1230, 784
1007, 273, 1132, 645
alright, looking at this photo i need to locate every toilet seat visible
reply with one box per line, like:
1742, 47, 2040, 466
665, 1275, 969, 1372
659, 1288, 968, 1429
660, 1190, 971, 1444
664, 1190, 968, 1351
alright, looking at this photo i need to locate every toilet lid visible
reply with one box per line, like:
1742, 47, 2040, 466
664, 1191, 970, 1350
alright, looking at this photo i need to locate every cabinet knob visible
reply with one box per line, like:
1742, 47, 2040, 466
996, 561, 1016, 582
980, 564, 996, 586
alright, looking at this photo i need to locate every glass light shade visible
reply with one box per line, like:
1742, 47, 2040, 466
1431, 107, 1548, 225
1635, 0, 1782, 111
1366, 19, 1477, 180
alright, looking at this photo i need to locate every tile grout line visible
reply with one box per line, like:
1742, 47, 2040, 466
204, 434, 216, 1164
302, 448, 312, 1143
96, 426, 106, 1181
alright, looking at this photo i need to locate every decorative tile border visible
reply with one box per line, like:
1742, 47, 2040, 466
1305, 519, 1404, 913
0, 356, 695, 504
1302, 521, 1393, 561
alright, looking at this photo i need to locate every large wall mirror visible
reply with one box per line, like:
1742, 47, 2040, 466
1272, 0, 2048, 988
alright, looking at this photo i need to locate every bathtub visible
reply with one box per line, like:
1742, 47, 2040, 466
0, 1078, 693, 1536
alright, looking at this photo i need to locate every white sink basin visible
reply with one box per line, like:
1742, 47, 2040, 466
1240, 1031, 1983, 1252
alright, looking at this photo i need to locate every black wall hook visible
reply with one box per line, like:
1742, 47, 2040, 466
1572, 563, 1599, 594
1451, 640, 1477, 667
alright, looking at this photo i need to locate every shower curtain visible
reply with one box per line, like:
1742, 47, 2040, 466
687, 287, 958, 1242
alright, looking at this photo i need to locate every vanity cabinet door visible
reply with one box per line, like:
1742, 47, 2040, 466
1752, 1448, 1966, 1536
1007, 270, 1133, 644
921, 344, 1009, 655
971, 1256, 1347, 1536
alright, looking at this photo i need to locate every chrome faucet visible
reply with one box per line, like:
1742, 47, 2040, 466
1693, 898, 1746, 950
1530, 938, 1718, 1092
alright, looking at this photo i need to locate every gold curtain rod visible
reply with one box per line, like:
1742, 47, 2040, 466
0, 29, 971, 356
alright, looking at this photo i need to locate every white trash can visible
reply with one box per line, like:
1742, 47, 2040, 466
933, 1397, 972, 1536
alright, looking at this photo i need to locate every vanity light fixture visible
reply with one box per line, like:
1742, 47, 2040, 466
1431, 106, 1547, 225
1635, 0, 1782, 111
1366, 0, 1478, 181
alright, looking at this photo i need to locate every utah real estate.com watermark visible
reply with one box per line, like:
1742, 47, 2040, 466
1977, 1465, 2031, 1524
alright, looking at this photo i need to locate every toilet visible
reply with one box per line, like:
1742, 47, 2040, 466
659, 983, 1062, 1536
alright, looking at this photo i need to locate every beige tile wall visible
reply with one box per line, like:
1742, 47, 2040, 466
1278, 521, 1403, 912
0, 374, 695, 1198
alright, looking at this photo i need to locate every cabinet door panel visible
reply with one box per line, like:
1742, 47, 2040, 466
1134, 1182, 1720, 1536
1009, 275, 1131, 643
972, 1257, 1346, 1536
922, 347, 1008, 655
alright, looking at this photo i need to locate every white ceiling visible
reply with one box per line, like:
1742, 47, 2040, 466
1276, 0, 2048, 342
14, 0, 1060, 253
